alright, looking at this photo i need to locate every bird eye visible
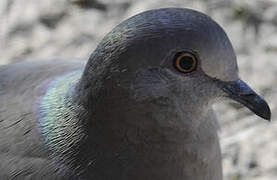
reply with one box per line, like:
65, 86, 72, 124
174, 52, 197, 73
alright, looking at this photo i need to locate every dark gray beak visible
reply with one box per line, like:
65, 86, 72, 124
221, 79, 271, 121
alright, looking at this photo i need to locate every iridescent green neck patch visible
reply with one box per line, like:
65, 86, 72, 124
39, 70, 85, 153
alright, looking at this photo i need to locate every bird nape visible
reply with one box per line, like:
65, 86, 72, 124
0, 8, 270, 180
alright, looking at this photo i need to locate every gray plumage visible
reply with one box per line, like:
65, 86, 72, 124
0, 8, 270, 180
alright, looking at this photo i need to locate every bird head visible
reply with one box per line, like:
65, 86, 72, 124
83, 8, 270, 121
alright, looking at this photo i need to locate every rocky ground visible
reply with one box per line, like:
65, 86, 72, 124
1, 0, 277, 179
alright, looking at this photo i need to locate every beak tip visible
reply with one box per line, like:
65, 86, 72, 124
254, 99, 271, 121
261, 113, 271, 121
262, 105, 271, 121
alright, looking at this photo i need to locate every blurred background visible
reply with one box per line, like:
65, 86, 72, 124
0, 0, 276, 179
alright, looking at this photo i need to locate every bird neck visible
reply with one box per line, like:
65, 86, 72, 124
39, 70, 90, 169
39, 69, 220, 179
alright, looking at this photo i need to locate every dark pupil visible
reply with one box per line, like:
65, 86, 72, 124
180, 56, 194, 70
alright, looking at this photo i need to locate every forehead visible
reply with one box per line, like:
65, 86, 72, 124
198, 37, 238, 81
186, 25, 238, 81
106, 8, 239, 81
154, 8, 238, 81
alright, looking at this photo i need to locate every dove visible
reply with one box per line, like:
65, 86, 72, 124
0, 8, 270, 180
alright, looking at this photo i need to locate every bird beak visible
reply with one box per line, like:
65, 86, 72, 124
221, 79, 271, 121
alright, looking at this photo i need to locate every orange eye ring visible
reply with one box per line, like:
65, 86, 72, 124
174, 52, 197, 73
